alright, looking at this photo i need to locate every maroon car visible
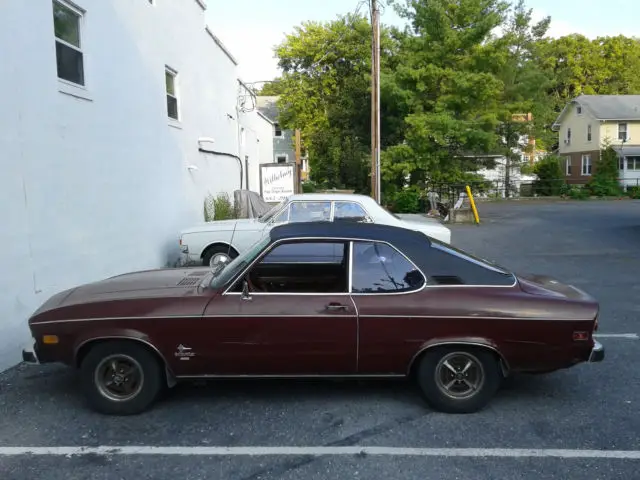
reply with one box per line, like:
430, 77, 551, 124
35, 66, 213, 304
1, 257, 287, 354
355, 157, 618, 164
23, 221, 604, 415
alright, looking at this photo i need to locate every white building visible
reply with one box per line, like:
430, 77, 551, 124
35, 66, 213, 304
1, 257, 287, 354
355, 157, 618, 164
0, 0, 273, 371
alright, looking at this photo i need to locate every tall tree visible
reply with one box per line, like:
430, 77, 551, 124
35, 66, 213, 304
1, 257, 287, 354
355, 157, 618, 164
271, 13, 405, 192
488, 0, 551, 194
383, 0, 510, 195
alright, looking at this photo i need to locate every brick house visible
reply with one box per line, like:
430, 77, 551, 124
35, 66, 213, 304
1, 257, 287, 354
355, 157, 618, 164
552, 95, 640, 189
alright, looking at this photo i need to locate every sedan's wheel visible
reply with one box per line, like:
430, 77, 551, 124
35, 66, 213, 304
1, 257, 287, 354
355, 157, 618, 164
80, 341, 164, 415
416, 347, 501, 414
202, 245, 238, 268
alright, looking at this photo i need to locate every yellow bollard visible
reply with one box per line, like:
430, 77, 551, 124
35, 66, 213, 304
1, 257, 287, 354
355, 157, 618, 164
465, 185, 480, 224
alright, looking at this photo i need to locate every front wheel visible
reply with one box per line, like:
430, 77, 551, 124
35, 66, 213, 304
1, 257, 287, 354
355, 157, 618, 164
80, 341, 164, 415
416, 347, 502, 413
202, 245, 238, 268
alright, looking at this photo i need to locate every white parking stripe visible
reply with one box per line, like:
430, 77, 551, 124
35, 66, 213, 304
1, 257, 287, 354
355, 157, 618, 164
594, 334, 638, 339
0, 446, 640, 459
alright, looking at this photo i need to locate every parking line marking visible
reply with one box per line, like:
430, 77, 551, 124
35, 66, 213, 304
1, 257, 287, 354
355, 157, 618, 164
594, 334, 638, 339
1, 446, 640, 459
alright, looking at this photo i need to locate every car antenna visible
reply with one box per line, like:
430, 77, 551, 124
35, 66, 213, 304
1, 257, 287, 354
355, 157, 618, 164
224, 213, 239, 269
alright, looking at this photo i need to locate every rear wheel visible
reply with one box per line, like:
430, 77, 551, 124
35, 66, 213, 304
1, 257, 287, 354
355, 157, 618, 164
416, 347, 502, 413
80, 341, 164, 415
202, 245, 238, 268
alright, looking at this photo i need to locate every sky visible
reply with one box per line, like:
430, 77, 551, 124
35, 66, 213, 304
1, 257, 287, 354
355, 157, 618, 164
206, 0, 640, 84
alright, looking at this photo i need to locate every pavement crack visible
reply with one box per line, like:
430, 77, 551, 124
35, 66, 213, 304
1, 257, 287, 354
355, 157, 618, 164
235, 413, 423, 480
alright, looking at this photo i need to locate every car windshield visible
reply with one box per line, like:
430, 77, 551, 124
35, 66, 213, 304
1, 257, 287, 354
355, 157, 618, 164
209, 236, 271, 289
257, 199, 288, 223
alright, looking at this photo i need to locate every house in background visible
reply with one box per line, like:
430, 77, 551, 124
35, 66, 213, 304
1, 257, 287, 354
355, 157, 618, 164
0, 0, 272, 371
256, 96, 310, 181
552, 95, 640, 189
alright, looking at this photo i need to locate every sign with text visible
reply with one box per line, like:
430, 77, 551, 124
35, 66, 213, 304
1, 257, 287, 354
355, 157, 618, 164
260, 163, 296, 202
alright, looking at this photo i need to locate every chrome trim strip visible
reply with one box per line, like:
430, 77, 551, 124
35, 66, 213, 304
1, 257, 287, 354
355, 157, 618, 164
348, 241, 354, 294
225, 292, 352, 296
33, 313, 584, 325
406, 341, 510, 375
175, 373, 405, 380
73, 335, 172, 373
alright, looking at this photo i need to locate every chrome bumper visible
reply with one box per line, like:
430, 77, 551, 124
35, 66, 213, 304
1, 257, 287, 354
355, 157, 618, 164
22, 347, 39, 364
589, 340, 604, 363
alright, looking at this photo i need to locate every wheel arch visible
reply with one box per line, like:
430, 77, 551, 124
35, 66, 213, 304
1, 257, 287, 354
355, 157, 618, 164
407, 340, 510, 378
74, 336, 176, 388
201, 242, 239, 260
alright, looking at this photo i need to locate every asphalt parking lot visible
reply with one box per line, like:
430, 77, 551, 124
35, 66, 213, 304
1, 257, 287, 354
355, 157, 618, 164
1, 199, 639, 479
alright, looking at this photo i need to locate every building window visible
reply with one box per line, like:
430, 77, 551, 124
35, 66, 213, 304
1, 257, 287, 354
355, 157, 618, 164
565, 157, 572, 176
274, 123, 283, 137
581, 154, 592, 176
53, 1, 85, 86
276, 154, 287, 164
618, 123, 628, 141
626, 156, 640, 171
577, 105, 582, 115
587, 125, 592, 142
566, 128, 571, 144
165, 67, 179, 120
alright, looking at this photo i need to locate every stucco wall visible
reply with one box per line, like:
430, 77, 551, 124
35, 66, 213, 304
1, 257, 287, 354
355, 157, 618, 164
0, 0, 249, 370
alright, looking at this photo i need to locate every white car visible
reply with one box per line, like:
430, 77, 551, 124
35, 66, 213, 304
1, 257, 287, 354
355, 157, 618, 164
179, 193, 452, 267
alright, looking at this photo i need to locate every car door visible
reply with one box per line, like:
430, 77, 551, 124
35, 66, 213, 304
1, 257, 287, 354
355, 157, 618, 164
348, 240, 429, 375
199, 239, 358, 375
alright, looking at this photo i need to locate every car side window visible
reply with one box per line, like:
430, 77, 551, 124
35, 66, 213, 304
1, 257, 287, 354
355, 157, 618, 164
333, 202, 370, 223
351, 241, 425, 293
289, 201, 331, 223
271, 205, 290, 224
243, 241, 348, 293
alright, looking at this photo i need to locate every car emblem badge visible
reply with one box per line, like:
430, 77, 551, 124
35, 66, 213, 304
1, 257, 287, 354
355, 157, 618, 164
175, 344, 196, 361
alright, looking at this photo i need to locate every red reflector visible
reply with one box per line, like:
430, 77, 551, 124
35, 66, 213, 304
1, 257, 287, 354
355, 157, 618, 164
573, 331, 589, 341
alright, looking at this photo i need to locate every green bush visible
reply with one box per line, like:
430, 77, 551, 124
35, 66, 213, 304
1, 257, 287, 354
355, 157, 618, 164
390, 188, 422, 213
213, 192, 235, 220
587, 146, 622, 197
533, 155, 565, 196
568, 185, 589, 200
627, 186, 640, 199
302, 181, 317, 193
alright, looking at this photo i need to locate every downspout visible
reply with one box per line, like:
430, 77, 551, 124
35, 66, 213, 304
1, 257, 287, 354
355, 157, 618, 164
198, 147, 243, 190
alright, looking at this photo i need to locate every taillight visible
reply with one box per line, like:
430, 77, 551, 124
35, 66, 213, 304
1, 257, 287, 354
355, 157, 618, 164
594, 316, 599, 331
573, 331, 589, 341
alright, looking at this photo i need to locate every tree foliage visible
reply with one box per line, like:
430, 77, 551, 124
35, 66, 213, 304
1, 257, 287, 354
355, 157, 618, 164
267, 0, 640, 202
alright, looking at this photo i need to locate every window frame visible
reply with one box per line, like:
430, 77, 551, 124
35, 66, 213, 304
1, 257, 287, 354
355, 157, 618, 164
581, 154, 592, 176
626, 156, 640, 171
587, 124, 592, 142
221, 237, 427, 297
332, 201, 373, 223
275, 153, 288, 164
618, 123, 628, 141
165, 66, 180, 122
565, 157, 572, 176
349, 240, 427, 295
53, 0, 86, 88
576, 105, 582, 115
274, 123, 283, 138
225, 238, 352, 296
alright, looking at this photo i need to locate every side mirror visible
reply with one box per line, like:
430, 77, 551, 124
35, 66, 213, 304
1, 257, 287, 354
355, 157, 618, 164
241, 279, 252, 301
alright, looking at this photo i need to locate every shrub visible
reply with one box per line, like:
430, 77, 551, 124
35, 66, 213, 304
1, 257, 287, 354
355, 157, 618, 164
587, 147, 622, 197
568, 185, 589, 200
627, 186, 640, 199
213, 192, 235, 220
390, 188, 422, 213
533, 155, 565, 196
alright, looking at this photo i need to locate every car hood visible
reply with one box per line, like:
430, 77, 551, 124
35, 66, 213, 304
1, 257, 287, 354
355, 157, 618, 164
31, 268, 213, 316
181, 218, 265, 235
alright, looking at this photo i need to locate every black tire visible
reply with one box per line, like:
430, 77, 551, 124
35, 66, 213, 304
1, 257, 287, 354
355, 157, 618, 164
80, 341, 164, 415
202, 245, 238, 267
416, 346, 502, 414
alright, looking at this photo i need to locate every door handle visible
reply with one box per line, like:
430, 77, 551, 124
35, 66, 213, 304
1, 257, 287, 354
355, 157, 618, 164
326, 303, 348, 311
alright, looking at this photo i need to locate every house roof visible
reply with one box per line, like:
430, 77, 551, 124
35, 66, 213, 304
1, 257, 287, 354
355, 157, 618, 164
256, 96, 280, 122
553, 95, 640, 130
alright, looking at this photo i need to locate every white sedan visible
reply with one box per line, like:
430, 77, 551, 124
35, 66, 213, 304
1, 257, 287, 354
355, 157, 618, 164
179, 193, 452, 267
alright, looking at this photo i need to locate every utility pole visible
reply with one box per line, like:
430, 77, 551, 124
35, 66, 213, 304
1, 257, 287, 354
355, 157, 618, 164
370, 0, 381, 203
295, 128, 302, 193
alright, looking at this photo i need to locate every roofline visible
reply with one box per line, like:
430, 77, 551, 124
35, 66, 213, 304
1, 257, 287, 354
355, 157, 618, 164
194, 0, 207, 10
553, 97, 640, 129
205, 27, 238, 66
256, 110, 275, 125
